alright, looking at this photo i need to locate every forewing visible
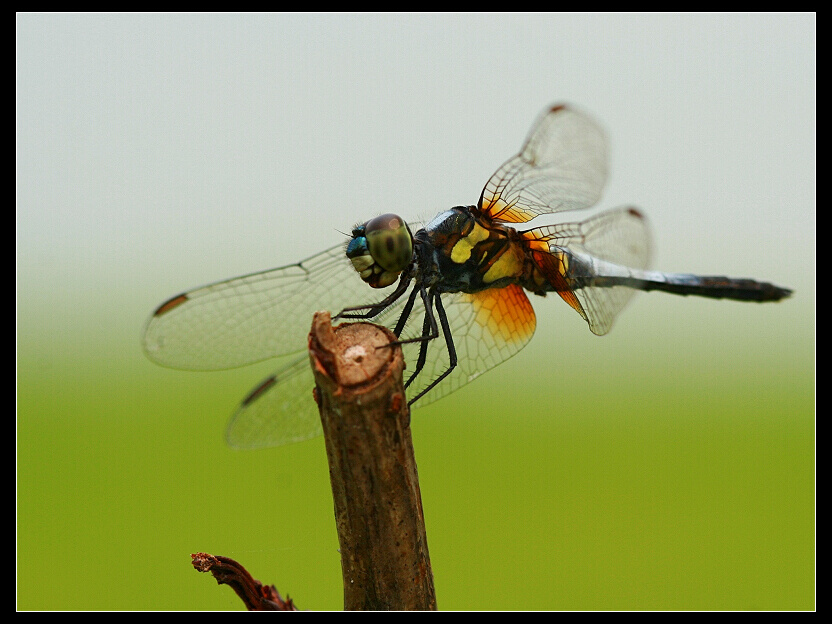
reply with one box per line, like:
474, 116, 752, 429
143, 243, 397, 370
478, 105, 608, 224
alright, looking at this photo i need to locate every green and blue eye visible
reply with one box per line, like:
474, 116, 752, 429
347, 213, 413, 288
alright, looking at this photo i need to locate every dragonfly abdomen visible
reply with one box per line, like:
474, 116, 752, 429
594, 270, 793, 302
552, 248, 792, 303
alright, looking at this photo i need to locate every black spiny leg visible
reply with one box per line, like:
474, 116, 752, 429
375, 282, 439, 394
406, 292, 458, 406
334, 275, 459, 406
388, 284, 440, 393
333, 274, 413, 322
393, 283, 421, 338
404, 298, 435, 392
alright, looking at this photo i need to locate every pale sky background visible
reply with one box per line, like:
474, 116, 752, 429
18, 12, 814, 370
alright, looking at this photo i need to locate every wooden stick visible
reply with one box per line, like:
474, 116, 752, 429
309, 311, 437, 611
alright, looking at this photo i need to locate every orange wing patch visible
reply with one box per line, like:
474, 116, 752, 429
479, 196, 540, 224
464, 283, 536, 344
530, 250, 588, 322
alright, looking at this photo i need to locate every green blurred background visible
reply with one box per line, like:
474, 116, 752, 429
18, 14, 814, 610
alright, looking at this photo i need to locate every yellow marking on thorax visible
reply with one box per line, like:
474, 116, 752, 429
483, 242, 525, 283
450, 222, 490, 264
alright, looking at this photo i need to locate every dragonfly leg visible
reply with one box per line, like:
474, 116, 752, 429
333, 274, 413, 322
404, 301, 435, 391
407, 292, 458, 405
391, 284, 440, 390
393, 283, 421, 337
395, 284, 438, 344
361, 282, 441, 393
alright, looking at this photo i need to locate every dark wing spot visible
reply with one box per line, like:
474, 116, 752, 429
242, 376, 277, 407
153, 294, 189, 316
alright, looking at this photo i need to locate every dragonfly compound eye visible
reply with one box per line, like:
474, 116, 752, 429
345, 213, 413, 288
364, 213, 413, 274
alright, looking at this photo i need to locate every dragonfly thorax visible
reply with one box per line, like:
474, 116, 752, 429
346, 213, 414, 288
416, 206, 528, 295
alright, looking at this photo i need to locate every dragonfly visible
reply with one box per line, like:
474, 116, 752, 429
143, 104, 792, 449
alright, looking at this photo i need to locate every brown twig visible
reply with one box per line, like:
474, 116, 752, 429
191, 313, 435, 611
309, 311, 437, 611
191, 553, 298, 611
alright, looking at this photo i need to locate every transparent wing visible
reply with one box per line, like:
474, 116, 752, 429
402, 284, 537, 406
479, 104, 608, 224
226, 283, 538, 449
525, 206, 651, 336
143, 243, 402, 370
225, 356, 323, 449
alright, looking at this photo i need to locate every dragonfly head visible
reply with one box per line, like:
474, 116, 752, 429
346, 213, 414, 288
